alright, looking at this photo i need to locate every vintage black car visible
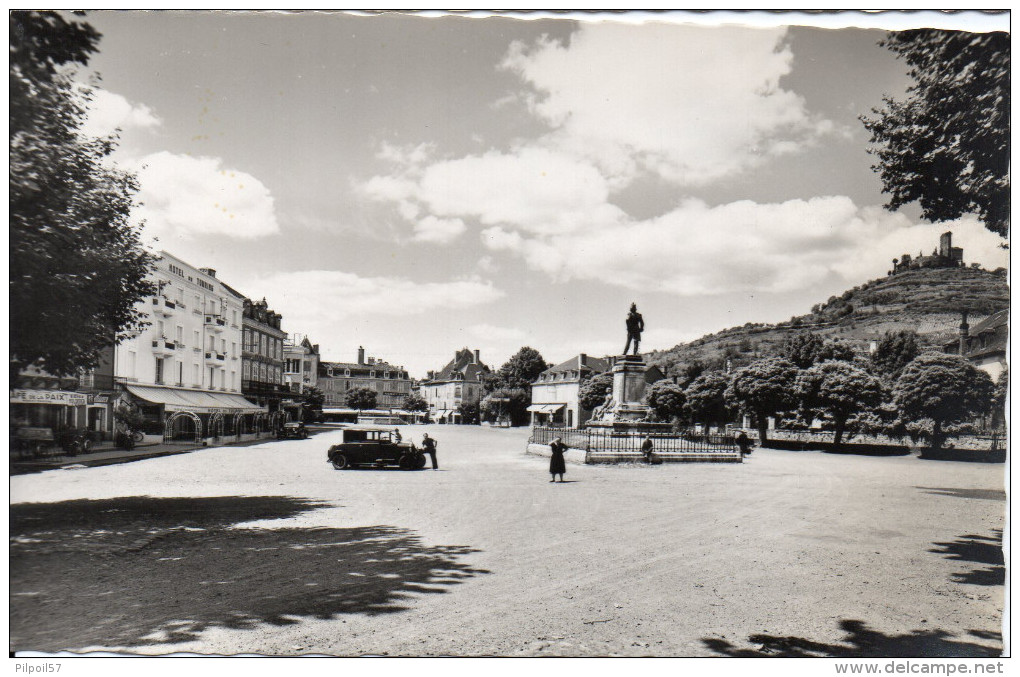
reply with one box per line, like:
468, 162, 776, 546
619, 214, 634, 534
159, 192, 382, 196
327, 425, 425, 470
277, 421, 309, 440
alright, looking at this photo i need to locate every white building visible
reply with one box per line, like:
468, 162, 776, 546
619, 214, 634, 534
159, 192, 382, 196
419, 348, 489, 423
113, 252, 264, 441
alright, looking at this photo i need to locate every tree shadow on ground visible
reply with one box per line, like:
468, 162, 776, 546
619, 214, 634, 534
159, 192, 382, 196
702, 619, 1000, 657
929, 530, 1005, 587
11, 496, 488, 652
916, 487, 1006, 501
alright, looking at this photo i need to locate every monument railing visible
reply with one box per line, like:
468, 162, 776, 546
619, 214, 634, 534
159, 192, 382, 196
530, 426, 737, 455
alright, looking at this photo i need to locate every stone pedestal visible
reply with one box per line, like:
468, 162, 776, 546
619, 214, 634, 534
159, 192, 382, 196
586, 354, 670, 431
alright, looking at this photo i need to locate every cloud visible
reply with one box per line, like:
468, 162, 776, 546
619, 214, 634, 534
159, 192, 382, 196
413, 215, 467, 243
466, 324, 526, 342
79, 88, 162, 138
501, 23, 834, 186
128, 151, 280, 242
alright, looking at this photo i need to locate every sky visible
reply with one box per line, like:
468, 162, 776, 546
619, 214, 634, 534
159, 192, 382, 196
74, 10, 1010, 377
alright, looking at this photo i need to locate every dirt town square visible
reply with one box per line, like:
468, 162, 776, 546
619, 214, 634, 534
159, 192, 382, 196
10, 425, 1004, 656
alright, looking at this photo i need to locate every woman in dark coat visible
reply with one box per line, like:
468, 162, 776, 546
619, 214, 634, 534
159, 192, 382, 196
549, 437, 567, 482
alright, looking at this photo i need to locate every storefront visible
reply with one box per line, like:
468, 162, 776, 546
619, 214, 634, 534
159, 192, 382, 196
122, 384, 266, 443
10, 389, 88, 432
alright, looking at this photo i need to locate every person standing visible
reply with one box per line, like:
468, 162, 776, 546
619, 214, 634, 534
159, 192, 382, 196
421, 433, 438, 470
736, 431, 753, 456
549, 437, 567, 483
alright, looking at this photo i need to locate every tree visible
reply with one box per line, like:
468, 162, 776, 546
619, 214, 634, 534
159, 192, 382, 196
10, 11, 156, 380
402, 393, 428, 412
870, 330, 921, 380
488, 347, 549, 391
458, 401, 480, 425
861, 30, 1010, 237
990, 367, 1008, 429
480, 387, 531, 426
893, 353, 995, 451
796, 361, 886, 448
345, 387, 377, 411
781, 332, 856, 369
299, 386, 324, 423
645, 380, 686, 423
578, 372, 614, 412
725, 357, 800, 444
684, 371, 731, 430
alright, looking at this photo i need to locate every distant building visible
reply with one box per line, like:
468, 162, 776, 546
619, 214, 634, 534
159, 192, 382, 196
891, 231, 965, 274
944, 310, 1008, 381
283, 334, 320, 395
318, 347, 412, 411
238, 297, 287, 412
419, 348, 490, 423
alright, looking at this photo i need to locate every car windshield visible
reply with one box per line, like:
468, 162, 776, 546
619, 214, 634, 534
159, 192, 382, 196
343, 430, 391, 443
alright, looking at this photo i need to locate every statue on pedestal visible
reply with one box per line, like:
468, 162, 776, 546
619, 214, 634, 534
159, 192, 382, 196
623, 303, 644, 356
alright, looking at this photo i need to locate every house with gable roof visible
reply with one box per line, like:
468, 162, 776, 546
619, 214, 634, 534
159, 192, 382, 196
419, 348, 490, 423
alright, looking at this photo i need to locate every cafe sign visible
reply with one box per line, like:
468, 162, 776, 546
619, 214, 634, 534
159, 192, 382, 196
10, 389, 88, 406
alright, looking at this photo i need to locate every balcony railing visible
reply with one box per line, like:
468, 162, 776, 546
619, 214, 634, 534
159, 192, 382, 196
204, 314, 227, 331
152, 338, 176, 355
205, 351, 227, 367
152, 296, 177, 316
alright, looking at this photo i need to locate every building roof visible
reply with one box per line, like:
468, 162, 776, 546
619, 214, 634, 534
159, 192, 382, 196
943, 309, 1008, 360
320, 359, 405, 375
427, 348, 489, 383
542, 354, 611, 376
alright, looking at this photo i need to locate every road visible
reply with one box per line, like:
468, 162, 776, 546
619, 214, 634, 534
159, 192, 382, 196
10, 424, 1006, 656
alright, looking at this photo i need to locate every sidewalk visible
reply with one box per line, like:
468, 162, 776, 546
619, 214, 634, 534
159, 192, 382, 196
9, 434, 284, 475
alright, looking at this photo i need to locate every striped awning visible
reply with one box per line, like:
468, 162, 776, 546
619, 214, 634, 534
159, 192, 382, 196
125, 385, 264, 414
527, 403, 566, 414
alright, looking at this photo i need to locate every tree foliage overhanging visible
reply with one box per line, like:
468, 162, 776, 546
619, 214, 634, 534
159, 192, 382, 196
861, 29, 1010, 237
11, 11, 156, 379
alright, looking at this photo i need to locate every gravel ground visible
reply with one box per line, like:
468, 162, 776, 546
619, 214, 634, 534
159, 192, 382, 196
10, 424, 1006, 657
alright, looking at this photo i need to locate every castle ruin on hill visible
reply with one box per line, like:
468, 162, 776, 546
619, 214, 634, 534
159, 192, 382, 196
889, 231, 966, 275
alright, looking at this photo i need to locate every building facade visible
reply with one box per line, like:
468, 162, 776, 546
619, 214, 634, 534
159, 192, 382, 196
318, 347, 412, 411
283, 335, 320, 395
944, 310, 1008, 382
419, 348, 490, 423
238, 297, 287, 411
529, 354, 611, 428
112, 252, 264, 441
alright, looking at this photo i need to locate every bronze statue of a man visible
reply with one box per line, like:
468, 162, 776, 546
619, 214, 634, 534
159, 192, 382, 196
623, 303, 644, 356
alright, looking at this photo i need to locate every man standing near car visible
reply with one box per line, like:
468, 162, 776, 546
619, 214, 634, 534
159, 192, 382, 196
421, 433, 438, 470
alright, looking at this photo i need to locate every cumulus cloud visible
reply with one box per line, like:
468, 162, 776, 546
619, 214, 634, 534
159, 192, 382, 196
413, 215, 467, 243
501, 23, 834, 186
79, 88, 162, 138
128, 151, 280, 242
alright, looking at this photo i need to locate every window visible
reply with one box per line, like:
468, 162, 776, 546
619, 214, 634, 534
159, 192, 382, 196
220, 338, 226, 353
155, 358, 164, 384
193, 364, 200, 387
233, 310, 238, 325
176, 325, 183, 343
243, 362, 251, 379
128, 351, 136, 377
156, 320, 165, 338
209, 367, 215, 387
177, 361, 183, 385
231, 371, 236, 390
231, 342, 236, 357
193, 330, 200, 348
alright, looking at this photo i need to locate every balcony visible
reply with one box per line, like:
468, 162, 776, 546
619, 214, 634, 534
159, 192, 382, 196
204, 314, 227, 332
152, 338, 177, 356
152, 296, 178, 317
205, 351, 227, 367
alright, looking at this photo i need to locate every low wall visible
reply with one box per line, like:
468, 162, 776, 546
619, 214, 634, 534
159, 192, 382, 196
739, 428, 1006, 454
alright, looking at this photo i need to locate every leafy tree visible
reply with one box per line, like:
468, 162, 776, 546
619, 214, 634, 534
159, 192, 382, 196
401, 393, 428, 412
458, 402, 480, 425
677, 360, 706, 387
796, 361, 886, 447
990, 367, 1008, 428
480, 387, 530, 426
299, 386, 324, 423
860, 30, 1010, 237
578, 372, 614, 412
344, 386, 377, 411
488, 347, 550, 391
781, 332, 856, 369
645, 380, 686, 422
870, 330, 921, 379
725, 357, 800, 444
684, 371, 731, 430
893, 353, 995, 451
10, 11, 156, 381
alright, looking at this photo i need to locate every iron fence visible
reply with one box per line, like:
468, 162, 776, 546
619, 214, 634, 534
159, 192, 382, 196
530, 426, 737, 455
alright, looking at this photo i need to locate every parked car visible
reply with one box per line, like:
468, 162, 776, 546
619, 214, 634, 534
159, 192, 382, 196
277, 421, 309, 440
327, 425, 425, 470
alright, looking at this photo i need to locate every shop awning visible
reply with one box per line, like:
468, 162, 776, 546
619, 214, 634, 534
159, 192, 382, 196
322, 408, 360, 415
527, 403, 566, 414
125, 385, 265, 414
10, 389, 88, 406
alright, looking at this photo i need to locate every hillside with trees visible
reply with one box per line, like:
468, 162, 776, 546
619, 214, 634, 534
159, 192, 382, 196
649, 266, 1008, 380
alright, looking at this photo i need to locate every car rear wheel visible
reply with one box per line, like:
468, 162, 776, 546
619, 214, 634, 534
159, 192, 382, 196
331, 454, 349, 470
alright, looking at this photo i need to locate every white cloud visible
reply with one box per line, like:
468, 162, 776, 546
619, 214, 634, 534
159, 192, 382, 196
413, 215, 467, 243
467, 324, 526, 342
501, 23, 833, 186
128, 151, 280, 243
79, 88, 162, 138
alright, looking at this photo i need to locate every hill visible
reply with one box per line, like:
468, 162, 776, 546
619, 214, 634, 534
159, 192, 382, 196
648, 266, 1009, 378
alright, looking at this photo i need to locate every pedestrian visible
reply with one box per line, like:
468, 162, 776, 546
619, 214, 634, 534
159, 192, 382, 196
549, 437, 567, 482
641, 435, 654, 463
392, 428, 402, 444
736, 431, 753, 456
421, 433, 438, 470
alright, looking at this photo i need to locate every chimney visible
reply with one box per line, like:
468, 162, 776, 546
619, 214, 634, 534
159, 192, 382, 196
200, 267, 217, 278
959, 310, 970, 356
578, 353, 587, 368
427, 370, 435, 380
473, 349, 480, 364
357, 346, 365, 364
368, 357, 375, 365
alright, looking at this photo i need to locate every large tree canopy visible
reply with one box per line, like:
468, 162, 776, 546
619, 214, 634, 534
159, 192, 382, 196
645, 380, 686, 423
578, 372, 614, 412
684, 371, 731, 429
344, 387, 377, 411
725, 357, 799, 444
861, 30, 1010, 237
10, 11, 155, 379
487, 346, 550, 391
797, 360, 885, 447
